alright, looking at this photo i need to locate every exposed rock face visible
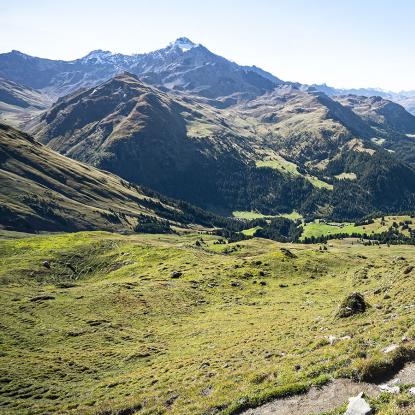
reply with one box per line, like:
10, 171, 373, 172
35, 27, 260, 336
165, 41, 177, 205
337, 292, 367, 318
378, 383, 400, 394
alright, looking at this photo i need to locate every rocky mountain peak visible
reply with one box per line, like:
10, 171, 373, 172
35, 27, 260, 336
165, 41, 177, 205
168, 37, 199, 52
81, 49, 115, 63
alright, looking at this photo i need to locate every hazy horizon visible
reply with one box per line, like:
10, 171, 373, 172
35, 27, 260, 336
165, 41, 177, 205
1, 0, 414, 92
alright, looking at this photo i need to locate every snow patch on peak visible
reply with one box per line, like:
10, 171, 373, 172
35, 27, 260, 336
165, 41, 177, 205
168, 37, 199, 52
82, 50, 114, 63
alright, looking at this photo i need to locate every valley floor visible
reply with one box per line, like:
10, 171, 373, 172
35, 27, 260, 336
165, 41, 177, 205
1, 232, 415, 414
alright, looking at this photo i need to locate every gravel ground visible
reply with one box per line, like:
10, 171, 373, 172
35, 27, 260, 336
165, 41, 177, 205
242, 363, 415, 415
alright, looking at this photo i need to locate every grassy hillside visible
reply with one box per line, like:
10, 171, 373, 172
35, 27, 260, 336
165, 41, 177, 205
0, 123, 239, 233
28, 74, 415, 221
30, 74, 325, 216
1, 231, 415, 414
301, 221, 365, 240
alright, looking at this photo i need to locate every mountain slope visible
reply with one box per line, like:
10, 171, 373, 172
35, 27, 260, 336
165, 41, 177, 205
31, 72, 256, 205
333, 94, 415, 164
334, 95, 415, 134
30, 74, 415, 220
32, 72, 323, 215
0, 123, 235, 232
0, 77, 53, 129
397, 95, 415, 116
233, 86, 373, 164
0, 50, 120, 97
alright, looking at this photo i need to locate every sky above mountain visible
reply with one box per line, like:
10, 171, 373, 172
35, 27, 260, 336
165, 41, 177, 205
1, 0, 414, 92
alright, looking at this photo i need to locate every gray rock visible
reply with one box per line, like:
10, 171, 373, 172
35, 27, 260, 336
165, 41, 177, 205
328, 335, 337, 345
171, 271, 182, 278
344, 392, 372, 415
379, 383, 400, 394
382, 344, 399, 354
404, 265, 414, 274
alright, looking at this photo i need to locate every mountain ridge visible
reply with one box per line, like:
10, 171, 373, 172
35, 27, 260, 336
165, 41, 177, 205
0, 38, 283, 104
310, 83, 415, 115
30, 72, 415, 220
3, 40, 414, 113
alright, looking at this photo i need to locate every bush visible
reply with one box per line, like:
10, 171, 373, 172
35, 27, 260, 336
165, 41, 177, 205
254, 217, 302, 242
133, 215, 173, 234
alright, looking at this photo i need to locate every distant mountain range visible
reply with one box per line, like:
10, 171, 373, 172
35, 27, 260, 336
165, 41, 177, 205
0, 38, 282, 105
1, 38, 413, 113
309, 83, 415, 116
1, 38, 415, 228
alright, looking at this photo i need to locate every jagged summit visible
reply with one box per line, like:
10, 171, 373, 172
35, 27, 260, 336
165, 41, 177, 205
81, 49, 116, 63
82, 49, 113, 57
78, 37, 200, 64
168, 37, 199, 52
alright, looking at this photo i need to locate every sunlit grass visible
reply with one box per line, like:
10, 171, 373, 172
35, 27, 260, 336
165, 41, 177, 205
1, 231, 415, 414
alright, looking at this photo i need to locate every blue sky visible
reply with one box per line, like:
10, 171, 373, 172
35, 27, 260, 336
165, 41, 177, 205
1, 0, 414, 91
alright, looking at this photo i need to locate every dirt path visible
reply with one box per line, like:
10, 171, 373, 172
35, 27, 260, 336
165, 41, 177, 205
393, 362, 415, 384
241, 363, 415, 415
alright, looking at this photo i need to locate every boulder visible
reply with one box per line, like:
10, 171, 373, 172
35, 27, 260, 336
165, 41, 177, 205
378, 383, 400, 394
170, 271, 182, 278
344, 392, 372, 415
30, 294, 55, 302
382, 344, 399, 354
337, 292, 367, 318
280, 248, 296, 258
328, 335, 337, 345
327, 334, 352, 346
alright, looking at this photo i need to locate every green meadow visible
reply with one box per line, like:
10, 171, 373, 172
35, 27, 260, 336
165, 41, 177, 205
301, 216, 415, 240
1, 231, 415, 414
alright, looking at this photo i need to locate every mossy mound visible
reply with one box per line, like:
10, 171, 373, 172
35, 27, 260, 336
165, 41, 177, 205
337, 292, 367, 318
